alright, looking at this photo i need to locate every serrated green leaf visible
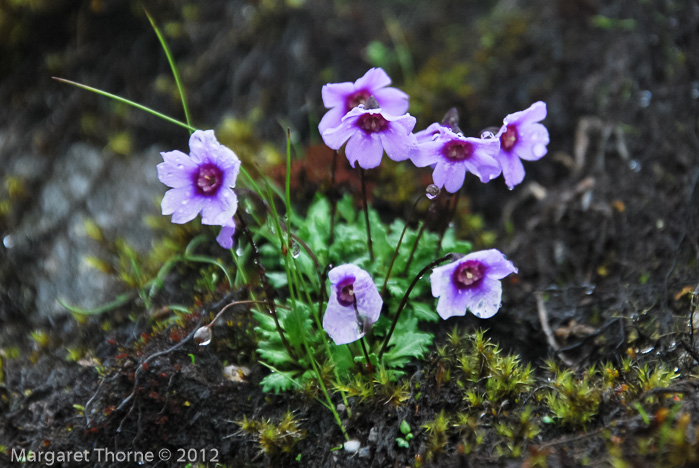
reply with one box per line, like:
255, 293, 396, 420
383, 316, 433, 368
410, 302, 439, 323
260, 369, 302, 393
336, 193, 356, 223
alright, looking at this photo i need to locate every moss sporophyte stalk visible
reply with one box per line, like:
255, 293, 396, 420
56, 15, 557, 455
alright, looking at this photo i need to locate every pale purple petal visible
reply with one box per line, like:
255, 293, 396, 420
498, 151, 525, 189
432, 162, 466, 193
430, 261, 459, 298
462, 249, 518, 279
162, 187, 205, 224
321, 114, 359, 150
430, 249, 517, 320
463, 140, 502, 182
415, 123, 445, 144
504, 101, 547, 127
436, 284, 471, 320
318, 106, 348, 135
157, 151, 197, 188
373, 86, 410, 115
323, 296, 364, 345
346, 132, 383, 169
200, 189, 237, 225
354, 67, 392, 91
444, 164, 467, 193
321, 82, 355, 108
412, 139, 442, 167
216, 221, 236, 249
380, 124, 417, 162
514, 122, 550, 161
466, 277, 503, 319
324, 264, 383, 345
188, 130, 218, 163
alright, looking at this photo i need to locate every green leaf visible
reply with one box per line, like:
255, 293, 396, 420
410, 302, 439, 323
400, 420, 411, 435
260, 369, 302, 393
336, 193, 356, 223
383, 316, 433, 368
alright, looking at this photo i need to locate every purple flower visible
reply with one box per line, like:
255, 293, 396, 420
157, 130, 241, 226
322, 105, 418, 169
319, 67, 409, 135
323, 264, 383, 345
411, 127, 501, 193
216, 219, 236, 249
430, 249, 517, 320
495, 101, 550, 189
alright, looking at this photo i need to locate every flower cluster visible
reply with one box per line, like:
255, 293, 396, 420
319, 67, 549, 192
157, 130, 240, 248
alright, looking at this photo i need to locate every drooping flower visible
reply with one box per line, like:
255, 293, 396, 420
216, 219, 236, 249
322, 101, 418, 169
157, 130, 241, 226
319, 67, 409, 135
411, 127, 501, 193
323, 264, 383, 345
495, 101, 550, 189
430, 249, 517, 320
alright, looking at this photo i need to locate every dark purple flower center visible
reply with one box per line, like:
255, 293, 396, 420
337, 277, 356, 307
346, 90, 371, 112
357, 113, 389, 134
500, 124, 518, 151
194, 163, 223, 196
442, 140, 473, 161
453, 260, 485, 289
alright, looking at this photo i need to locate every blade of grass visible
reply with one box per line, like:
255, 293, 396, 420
52, 77, 196, 133
144, 8, 193, 132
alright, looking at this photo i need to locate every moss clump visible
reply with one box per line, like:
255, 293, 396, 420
237, 411, 306, 458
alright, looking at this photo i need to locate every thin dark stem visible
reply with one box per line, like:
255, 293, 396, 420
207, 300, 287, 329
382, 193, 425, 297
435, 191, 460, 256
236, 212, 296, 360
405, 223, 426, 273
360, 337, 372, 369
359, 167, 374, 261
329, 150, 338, 246
378, 254, 453, 360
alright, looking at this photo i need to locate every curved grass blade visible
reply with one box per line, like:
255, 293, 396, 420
144, 8, 193, 132
52, 77, 197, 132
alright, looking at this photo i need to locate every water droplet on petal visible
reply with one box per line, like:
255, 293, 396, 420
177, 164, 184, 169
425, 184, 440, 199
508, 186, 515, 191
181, 199, 188, 205
480, 131, 495, 140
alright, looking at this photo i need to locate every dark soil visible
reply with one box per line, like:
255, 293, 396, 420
1, 0, 698, 467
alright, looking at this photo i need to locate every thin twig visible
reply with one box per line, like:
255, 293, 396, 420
535, 291, 576, 367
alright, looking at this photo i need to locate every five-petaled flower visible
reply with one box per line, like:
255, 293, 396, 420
495, 101, 550, 189
157, 130, 241, 227
322, 103, 418, 169
430, 249, 517, 320
412, 127, 501, 193
318, 67, 409, 135
323, 264, 383, 345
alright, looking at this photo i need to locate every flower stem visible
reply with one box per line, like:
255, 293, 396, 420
435, 191, 460, 256
359, 167, 374, 262
329, 150, 338, 247
381, 193, 426, 297
360, 337, 373, 370
236, 212, 296, 361
404, 222, 425, 273
378, 254, 453, 360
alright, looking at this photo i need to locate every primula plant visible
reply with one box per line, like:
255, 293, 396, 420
55, 16, 552, 445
